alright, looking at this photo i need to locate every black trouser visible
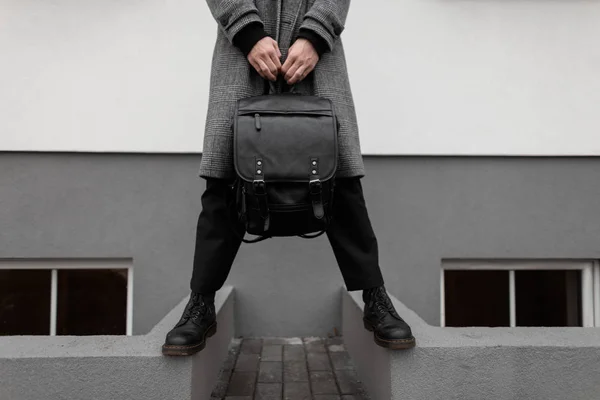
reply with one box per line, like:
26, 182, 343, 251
190, 177, 385, 294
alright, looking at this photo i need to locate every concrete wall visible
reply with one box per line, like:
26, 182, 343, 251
2, 0, 600, 155
0, 287, 235, 400
2, 154, 600, 335
343, 290, 600, 400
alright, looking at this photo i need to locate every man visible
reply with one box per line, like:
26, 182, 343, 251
162, 0, 416, 356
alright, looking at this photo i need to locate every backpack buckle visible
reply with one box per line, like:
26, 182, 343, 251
309, 179, 322, 195
253, 179, 266, 195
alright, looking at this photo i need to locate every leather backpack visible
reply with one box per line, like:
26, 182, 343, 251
229, 88, 339, 243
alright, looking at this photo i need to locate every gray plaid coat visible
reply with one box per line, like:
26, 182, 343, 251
198, 0, 365, 179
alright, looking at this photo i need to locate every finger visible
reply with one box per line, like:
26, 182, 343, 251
252, 57, 268, 80
304, 60, 317, 76
268, 50, 282, 72
249, 57, 266, 80
289, 65, 307, 85
248, 57, 261, 77
272, 41, 282, 59
284, 59, 301, 83
262, 54, 279, 80
281, 54, 298, 77
257, 58, 276, 81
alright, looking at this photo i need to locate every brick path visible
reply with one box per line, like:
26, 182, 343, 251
210, 336, 371, 400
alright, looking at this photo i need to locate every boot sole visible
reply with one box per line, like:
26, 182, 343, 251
364, 319, 416, 350
161, 322, 217, 356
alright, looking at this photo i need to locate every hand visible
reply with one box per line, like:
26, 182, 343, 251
248, 37, 282, 81
281, 38, 319, 85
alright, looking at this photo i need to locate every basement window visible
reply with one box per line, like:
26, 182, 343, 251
441, 260, 600, 328
0, 259, 133, 336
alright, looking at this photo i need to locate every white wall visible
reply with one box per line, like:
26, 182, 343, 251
1, 0, 599, 155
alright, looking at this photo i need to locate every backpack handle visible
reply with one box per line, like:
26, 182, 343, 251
263, 76, 297, 95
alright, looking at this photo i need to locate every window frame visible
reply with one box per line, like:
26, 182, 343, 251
0, 259, 133, 336
440, 259, 600, 328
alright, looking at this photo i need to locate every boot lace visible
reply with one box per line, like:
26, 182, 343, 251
370, 287, 400, 320
183, 294, 209, 323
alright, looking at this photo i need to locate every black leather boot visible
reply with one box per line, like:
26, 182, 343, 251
162, 292, 217, 356
363, 286, 416, 350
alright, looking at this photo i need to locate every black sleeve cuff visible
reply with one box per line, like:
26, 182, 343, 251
232, 22, 269, 57
297, 28, 330, 57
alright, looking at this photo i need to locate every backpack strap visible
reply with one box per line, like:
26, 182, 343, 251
227, 179, 271, 244
253, 157, 270, 231
309, 157, 325, 220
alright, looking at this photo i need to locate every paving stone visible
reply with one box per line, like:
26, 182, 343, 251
211, 369, 232, 398
310, 370, 339, 395
343, 391, 371, 400
240, 338, 262, 354
330, 352, 354, 370
235, 353, 260, 371
334, 369, 360, 394
283, 345, 305, 361
307, 352, 331, 371
328, 344, 345, 352
222, 357, 236, 372
353, 386, 372, 400
262, 337, 289, 345
342, 396, 371, 400
222, 337, 367, 400
326, 336, 344, 346
283, 381, 311, 400
226, 371, 257, 397
283, 360, 309, 382
222, 348, 239, 371
255, 382, 282, 399
283, 337, 303, 345
303, 337, 322, 343
261, 344, 283, 361
222, 368, 234, 380
303, 337, 327, 353
258, 361, 283, 383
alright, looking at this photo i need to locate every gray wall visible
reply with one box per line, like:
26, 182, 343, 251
0, 288, 235, 400
343, 290, 600, 400
2, 153, 600, 335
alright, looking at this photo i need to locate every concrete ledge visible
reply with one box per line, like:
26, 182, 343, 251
342, 289, 600, 400
0, 286, 235, 400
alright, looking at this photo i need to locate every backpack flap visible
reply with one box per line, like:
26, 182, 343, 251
233, 94, 338, 183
